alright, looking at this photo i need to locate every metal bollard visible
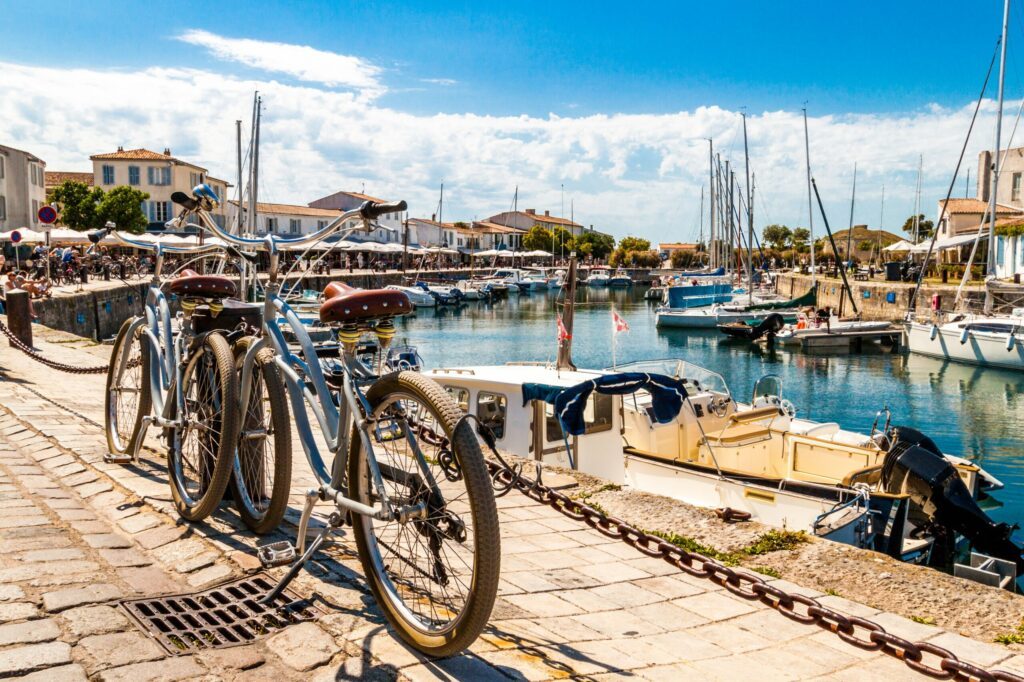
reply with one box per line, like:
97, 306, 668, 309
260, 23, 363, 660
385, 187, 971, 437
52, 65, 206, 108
5, 289, 33, 348
80, 267, 88, 284
104, 265, 110, 282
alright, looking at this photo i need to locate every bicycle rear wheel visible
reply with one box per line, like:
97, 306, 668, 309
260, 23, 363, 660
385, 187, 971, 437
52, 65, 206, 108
166, 334, 239, 522
348, 371, 499, 657
105, 318, 151, 457
230, 336, 291, 534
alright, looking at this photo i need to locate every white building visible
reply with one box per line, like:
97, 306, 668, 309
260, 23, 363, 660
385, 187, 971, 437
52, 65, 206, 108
227, 201, 343, 236
0, 144, 47, 231
308, 190, 403, 243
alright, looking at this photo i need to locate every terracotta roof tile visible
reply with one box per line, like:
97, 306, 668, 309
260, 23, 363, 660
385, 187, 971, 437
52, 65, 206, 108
229, 200, 342, 218
942, 198, 1022, 215
91, 148, 174, 161
44, 171, 93, 188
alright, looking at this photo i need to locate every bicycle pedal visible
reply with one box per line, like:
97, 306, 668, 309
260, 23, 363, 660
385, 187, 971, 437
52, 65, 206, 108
103, 453, 134, 465
257, 541, 297, 568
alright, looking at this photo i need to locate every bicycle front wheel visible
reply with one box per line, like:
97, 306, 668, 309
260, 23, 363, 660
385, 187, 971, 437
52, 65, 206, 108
105, 318, 151, 457
166, 333, 239, 522
231, 336, 291, 534
348, 371, 499, 658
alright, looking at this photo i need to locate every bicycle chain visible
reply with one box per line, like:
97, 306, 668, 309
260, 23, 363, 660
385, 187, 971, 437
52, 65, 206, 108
482, 455, 1024, 681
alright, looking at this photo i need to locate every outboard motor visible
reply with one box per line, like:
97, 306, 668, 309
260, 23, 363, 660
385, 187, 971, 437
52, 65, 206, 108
881, 426, 1023, 571
717, 313, 786, 342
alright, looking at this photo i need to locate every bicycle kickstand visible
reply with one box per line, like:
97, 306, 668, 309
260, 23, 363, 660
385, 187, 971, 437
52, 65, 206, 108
258, 489, 338, 606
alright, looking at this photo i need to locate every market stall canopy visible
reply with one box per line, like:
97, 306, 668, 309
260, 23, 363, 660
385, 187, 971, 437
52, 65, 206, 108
910, 233, 987, 253
522, 250, 552, 257
47, 228, 93, 244
882, 240, 915, 252
0, 228, 47, 243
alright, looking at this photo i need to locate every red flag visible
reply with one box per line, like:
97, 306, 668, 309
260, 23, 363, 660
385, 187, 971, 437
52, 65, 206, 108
557, 315, 571, 341
612, 310, 630, 334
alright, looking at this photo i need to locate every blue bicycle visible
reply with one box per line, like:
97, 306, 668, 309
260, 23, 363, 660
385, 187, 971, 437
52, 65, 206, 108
180, 185, 500, 657
103, 222, 245, 523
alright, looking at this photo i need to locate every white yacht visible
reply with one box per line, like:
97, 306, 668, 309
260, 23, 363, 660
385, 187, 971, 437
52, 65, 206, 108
608, 268, 633, 287
905, 311, 1024, 371
385, 284, 435, 308
584, 266, 611, 286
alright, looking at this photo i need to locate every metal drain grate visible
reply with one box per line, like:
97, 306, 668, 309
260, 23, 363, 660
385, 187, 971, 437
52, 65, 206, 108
119, 572, 321, 654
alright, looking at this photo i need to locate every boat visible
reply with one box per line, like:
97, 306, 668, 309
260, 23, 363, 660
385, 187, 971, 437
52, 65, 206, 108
763, 309, 892, 346
608, 268, 633, 287
454, 279, 497, 301
414, 281, 463, 305
424, 357, 1017, 573
660, 286, 815, 330
584, 266, 611, 286
385, 284, 436, 308
905, 311, 1024, 371
480, 268, 532, 293
521, 268, 556, 291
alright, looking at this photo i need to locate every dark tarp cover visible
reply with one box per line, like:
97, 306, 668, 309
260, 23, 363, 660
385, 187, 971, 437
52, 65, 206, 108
522, 372, 688, 436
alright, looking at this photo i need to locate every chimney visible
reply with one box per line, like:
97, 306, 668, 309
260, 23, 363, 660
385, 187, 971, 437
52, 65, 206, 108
979, 150, 992, 202
544, 210, 550, 217
163, 147, 171, 156
525, 208, 536, 215
431, 213, 436, 222
117, 145, 124, 152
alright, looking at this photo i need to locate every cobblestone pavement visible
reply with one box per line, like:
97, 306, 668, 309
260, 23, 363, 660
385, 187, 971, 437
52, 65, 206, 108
1, 324, 1023, 680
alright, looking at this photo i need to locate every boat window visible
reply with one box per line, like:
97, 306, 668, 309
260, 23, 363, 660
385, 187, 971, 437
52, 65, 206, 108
963, 322, 1018, 334
545, 393, 614, 442
443, 386, 470, 412
477, 392, 507, 440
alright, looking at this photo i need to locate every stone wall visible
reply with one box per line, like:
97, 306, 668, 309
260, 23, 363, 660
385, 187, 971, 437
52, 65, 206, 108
775, 273, 987, 321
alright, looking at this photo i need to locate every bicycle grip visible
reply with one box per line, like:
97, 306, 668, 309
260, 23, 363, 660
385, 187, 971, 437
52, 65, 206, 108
359, 200, 407, 220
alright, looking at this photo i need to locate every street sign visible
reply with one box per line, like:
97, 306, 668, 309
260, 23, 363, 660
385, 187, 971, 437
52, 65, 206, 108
37, 205, 57, 224
10, 230, 22, 244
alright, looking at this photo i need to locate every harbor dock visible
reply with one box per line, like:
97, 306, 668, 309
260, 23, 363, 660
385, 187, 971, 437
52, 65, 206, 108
0, 317, 1022, 680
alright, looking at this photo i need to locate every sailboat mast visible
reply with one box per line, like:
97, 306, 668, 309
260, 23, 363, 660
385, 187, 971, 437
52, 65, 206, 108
845, 163, 857, 264
803, 108, 815, 284
912, 155, 923, 242
988, 0, 1011, 273
708, 140, 715, 269
699, 185, 704, 248
252, 95, 261, 232
743, 112, 753, 305
235, 120, 243, 235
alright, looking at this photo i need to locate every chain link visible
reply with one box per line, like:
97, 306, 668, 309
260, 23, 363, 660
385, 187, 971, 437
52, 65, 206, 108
482, 457, 1024, 682
0, 319, 113, 374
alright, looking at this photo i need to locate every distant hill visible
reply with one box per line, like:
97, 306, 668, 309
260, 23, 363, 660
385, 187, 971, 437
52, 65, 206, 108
820, 225, 903, 258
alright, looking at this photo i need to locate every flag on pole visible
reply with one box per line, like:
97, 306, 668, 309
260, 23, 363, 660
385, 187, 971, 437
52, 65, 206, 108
612, 310, 630, 334
557, 315, 571, 342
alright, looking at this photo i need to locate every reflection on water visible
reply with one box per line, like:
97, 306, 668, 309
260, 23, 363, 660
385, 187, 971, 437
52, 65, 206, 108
397, 286, 1024, 535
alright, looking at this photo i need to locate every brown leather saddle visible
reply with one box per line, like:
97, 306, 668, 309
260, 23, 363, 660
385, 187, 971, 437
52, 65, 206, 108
319, 282, 411, 324
167, 269, 237, 299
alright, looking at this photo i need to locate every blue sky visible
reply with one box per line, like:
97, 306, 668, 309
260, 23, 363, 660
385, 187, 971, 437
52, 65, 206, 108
0, 1, 1019, 241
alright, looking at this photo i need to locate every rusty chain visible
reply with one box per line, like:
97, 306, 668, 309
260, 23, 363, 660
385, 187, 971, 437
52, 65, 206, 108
481, 455, 1024, 682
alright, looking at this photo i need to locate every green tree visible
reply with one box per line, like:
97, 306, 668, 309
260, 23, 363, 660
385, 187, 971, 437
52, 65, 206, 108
575, 231, 615, 259
901, 214, 934, 240
48, 181, 105, 231
521, 224, 554, 251
762, 224, 792, 250
791, 227, 811, 252
670, 250, 699, 268
857, 239, 875, 252
97, 186, 150, 234
618, 236, 650, 252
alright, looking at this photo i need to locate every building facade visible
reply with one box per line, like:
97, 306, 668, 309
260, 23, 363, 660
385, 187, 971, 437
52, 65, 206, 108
227, 201, 342, 236
308, 190, 403, 243
0, 144, 47, 231
485, 208, 585, 236
89, 148, 230, 230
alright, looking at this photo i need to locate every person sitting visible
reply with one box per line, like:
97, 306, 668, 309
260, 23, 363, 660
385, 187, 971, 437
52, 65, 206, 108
3, 272, 39, 319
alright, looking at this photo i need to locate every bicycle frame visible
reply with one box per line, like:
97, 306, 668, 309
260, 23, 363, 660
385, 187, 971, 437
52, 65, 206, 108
189, 201, 436, 525
107, 233, 236, 461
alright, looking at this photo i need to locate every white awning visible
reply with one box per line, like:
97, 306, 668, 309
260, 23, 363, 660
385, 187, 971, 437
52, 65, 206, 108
910, 233, 987, 253
882, 240, 914, 252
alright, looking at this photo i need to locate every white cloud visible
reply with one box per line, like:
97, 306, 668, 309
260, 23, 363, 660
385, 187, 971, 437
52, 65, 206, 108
420, 78, 457, 86
177, 30, 384, 98
0, 57, 1007, 244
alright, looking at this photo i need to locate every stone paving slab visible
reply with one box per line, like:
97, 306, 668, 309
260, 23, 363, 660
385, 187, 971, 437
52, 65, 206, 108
0, 326, 1023, 679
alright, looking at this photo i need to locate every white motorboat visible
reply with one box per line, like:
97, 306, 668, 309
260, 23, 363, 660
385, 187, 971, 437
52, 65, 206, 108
425, 358, 1015, 573
905, 311, 1024, 371
385, 284, 435, 308
584, 266, 611, 286
766, 311, 892, 346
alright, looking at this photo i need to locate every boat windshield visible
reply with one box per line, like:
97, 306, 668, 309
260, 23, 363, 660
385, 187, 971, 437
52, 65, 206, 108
609, 359, 730, 397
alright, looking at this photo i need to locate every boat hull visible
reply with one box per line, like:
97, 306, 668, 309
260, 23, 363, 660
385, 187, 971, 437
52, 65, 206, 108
656, 308, 785, 329
906, 321, 1024, 371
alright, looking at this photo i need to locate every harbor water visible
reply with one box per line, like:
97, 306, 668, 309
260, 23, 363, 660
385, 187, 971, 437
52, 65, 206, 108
396, 285, 1024, 543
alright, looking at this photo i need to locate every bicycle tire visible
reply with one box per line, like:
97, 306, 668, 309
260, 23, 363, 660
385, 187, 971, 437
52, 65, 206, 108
230, 336, 291, 534
348, 370, 499, 657
104, 318, 152, 457
166, 333, 240, 522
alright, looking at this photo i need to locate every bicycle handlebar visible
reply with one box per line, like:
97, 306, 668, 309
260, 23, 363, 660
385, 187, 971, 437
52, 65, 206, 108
361, 200, 407, 220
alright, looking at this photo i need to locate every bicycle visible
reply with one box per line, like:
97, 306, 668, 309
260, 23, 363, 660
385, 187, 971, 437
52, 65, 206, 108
103, 221, 244, 523
181, 185, 500, 657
